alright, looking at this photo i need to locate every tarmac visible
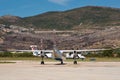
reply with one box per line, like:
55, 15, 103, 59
0, 61, 120, 80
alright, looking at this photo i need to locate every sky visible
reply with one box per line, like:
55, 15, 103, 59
0, 0, 120, 17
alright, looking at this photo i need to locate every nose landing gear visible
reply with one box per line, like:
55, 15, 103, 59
73, 51, 78, 64
41, 61, 44, 64
73, 60, 77, 64
41, 55, 45, 64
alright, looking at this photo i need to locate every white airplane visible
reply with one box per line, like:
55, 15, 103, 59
30, 45, 108, 64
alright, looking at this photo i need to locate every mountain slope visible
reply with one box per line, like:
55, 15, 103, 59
0, 6, 120, 30
23, 6, 120, 30
0, 6, 120, 50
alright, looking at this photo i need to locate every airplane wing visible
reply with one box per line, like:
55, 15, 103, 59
58, 49, 109, 53
13, 48, 109, 60
14, 49, 108, 53
14, 50, 53, 53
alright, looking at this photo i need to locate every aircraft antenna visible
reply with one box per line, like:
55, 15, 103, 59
40, 39, 43, 50
53, 29, 57, 47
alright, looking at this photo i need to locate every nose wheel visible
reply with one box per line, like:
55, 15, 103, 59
41, 61, 44, 64
61, 60, 63, 64
73, 51, 78, 64
41, 56, 44, 64
73, 61, 77, 64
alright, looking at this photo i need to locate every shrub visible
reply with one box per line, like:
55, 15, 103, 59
0, 52, 33, 57
0, 52, 12, 57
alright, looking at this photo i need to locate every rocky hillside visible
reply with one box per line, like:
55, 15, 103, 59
0, 26, 120, 51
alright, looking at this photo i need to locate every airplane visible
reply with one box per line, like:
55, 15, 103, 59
10, 29, 110, 65
30, 45, 108, 65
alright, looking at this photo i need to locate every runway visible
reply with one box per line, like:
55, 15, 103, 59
0, 61, 120, 80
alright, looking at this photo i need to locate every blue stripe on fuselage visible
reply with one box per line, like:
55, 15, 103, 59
55, 58, 62, 61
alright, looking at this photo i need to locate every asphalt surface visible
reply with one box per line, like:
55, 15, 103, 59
0, 61, 120, 80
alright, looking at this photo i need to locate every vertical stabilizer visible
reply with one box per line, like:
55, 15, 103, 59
30, 45, 40, 56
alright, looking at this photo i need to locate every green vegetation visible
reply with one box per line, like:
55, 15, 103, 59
0, 52, 33, 57
0, 48, 120, 58
22, 6, 120, 30
0, 48, 120, 62
85, 48, 120, 58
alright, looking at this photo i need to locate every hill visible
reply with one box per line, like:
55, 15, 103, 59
0, 6, 120, 50
23, 6, 120, 30
0, 6, 120, 30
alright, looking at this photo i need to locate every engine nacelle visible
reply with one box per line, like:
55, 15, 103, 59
33, 51, 40, 56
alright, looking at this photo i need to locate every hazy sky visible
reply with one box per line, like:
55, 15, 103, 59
0, 0, 120, 17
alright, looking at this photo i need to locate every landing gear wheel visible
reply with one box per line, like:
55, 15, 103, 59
61, 61, 63, 64
41, 61, 44, 64
74, 61, 77, 64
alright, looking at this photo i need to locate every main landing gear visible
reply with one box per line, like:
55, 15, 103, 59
61, 60, 64, 64
73, 51, 78, 64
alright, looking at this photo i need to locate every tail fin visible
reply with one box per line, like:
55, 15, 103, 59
30, 45, 37, 51
30, 45, 40, 56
